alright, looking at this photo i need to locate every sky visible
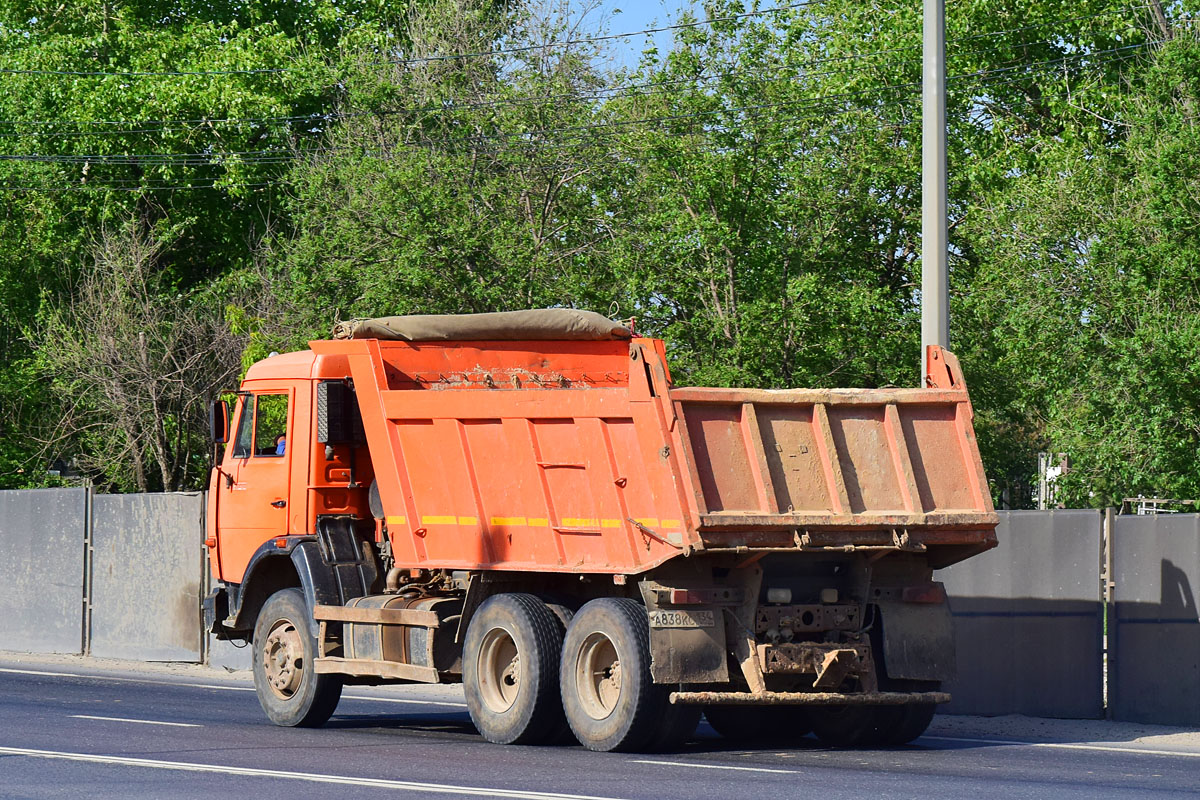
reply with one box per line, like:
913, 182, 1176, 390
571, 0, 700, 69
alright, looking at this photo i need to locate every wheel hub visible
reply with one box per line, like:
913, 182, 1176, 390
263, 620, 304, 700
577, 632, 622, 720
479, 627, 521, 713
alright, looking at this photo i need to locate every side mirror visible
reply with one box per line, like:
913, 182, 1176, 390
209, 398, 229, 444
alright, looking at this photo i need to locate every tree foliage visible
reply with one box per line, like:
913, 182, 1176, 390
1, 0, 1199, 506
35, 216, 244, 491
0, 0, 435, 487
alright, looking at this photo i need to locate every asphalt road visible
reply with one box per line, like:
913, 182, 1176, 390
1, 659, 1198, 800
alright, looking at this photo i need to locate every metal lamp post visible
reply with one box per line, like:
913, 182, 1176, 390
921, 0, 948, 378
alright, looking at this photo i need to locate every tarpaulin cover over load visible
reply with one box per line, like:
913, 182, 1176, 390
332, 309, 632, 342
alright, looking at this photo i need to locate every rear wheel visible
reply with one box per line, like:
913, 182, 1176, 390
870, 679, 941, 745
704, 706, 812, 742
808, 704, 877, 746
561, 598, 684, 752
252, 588, 342, 727
463, 593, 565, 745
871, 702, 937, 745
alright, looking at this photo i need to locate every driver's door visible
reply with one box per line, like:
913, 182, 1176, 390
215, 389, 293, 583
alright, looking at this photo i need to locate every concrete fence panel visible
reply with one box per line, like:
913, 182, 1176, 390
939, 509, 1104, 718
1110, 514, 1200, 726
0, 488, 87, 654
89, 492, 205, 662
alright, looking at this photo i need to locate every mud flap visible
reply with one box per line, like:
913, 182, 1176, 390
876, 600, 957, 682
645, 623, 729, 684
639, 583, 729, 684
648, 623, 729, 681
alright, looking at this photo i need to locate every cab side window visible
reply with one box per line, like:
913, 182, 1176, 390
232, 396, 254, 459
253, 394, 290, 457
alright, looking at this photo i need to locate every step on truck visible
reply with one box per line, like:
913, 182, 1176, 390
204, 309, 997, 751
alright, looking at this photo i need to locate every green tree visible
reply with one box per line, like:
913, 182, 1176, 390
270, 0, 617, 353
0, 0, 451, 487
962, 33, 1200, 506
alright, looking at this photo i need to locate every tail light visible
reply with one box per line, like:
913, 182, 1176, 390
669, 589, 704, 605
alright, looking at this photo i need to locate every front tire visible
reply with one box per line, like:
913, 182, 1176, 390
463, 593, 566, 745
252, 588, 342, 727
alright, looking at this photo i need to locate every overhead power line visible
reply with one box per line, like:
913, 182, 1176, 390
0, 180, 280, 192
15, 38, 1165, 156
949, 3, 1157, 44
0, 1, 817, 78
0, 39, 1154, 173
0, 15, 1168, 191
0, 0, 1155, 81
0, 24, 1164, 141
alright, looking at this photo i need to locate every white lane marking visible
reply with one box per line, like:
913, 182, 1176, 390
631, 759, 799, 774
0, 747, 626, 800
344, 694, 468, 709
0, 667, 468, 708
0, 667, 255, 692
70, 715, 201, 728
924, 736, 1200, 759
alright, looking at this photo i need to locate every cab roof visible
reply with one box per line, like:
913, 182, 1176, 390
242, 350, 316, 382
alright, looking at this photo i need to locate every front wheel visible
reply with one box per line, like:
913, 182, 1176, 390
252, 588, 342, 727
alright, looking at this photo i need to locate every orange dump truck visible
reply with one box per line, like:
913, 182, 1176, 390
204, 309, 997, 751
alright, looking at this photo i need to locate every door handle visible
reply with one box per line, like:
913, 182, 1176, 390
271, 499, 287, 508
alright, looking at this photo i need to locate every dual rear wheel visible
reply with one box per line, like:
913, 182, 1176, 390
462, 593, 566, 745
463, 595, 699, 752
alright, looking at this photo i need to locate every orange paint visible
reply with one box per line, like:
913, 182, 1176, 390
207, 338, 995, 584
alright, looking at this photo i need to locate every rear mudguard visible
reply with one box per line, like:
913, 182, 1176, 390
876, 599, 957, 682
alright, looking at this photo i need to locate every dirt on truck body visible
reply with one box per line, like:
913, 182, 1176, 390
204, 309, 997, 752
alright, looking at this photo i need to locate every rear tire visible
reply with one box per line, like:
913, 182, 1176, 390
560, 598, 668, 752
872, 702, 937, 745
252, 588, 342, 727
646, 700, 701, 752
808, 705, 877, 746
463, 593, 565, 745
704, 706, 812, 742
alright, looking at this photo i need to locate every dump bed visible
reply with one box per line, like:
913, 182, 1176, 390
310, 338, 996, 575
673, 347, 996, 566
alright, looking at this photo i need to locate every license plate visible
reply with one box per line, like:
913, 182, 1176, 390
649, 609, 715, 629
